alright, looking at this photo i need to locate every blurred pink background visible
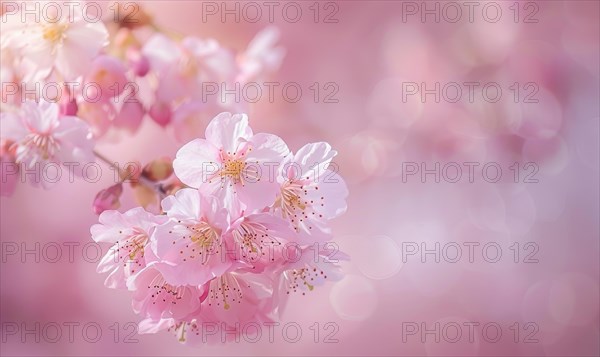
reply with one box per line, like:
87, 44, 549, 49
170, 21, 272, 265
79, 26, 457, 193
1, 1, 599, 356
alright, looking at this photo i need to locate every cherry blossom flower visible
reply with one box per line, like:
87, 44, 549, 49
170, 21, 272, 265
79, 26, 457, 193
197, 272, 275, 327
141, 34, 237, 125
11, 10, 108, 81
273, 142, 348, 242
84, 55, 129, 102
129, 264, 204, 321
0, 99, 95, 185
91, 207, 168, 289
224, 212, 296, 272
173, 112, 290, 214
237, 26, 285, 83
150, 188, 232, 286
272, 246, 347, 316
137, 271, 275, 344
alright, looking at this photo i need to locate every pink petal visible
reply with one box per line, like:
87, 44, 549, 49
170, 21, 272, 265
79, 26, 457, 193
172, 138, 220, 188
204, 112, 253, 152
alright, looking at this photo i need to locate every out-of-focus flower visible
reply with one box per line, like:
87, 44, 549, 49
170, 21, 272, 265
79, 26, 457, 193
126, 47, 150, 77
77, 100, 116, 138
173, 112, 290, 213
149, 101, 172, 127
171, 101, 217, 143
92, 183, 123, 215
113, 99, 145, 134
141, 34, 238, 127
84, 55, 129, 102
7, 10, 108, 81
237, 26, 285, 83
274, 142, 348, 242
91, 207, 168, 289
0, 99, 95, 186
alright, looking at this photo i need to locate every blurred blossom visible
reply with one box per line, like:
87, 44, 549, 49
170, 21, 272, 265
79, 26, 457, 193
0, 99, 95, 186
236, 26, 285, 83
84, 56, 129, 102
92, 183, 123, 215
2, 6, 109, 81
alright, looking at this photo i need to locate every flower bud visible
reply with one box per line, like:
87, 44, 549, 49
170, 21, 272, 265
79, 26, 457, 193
149, 101, 171, 127
92, 183, 123, 214
59, 96, 78, 116
0, 140, 18, 197
126, 48, 150, 77
142, 157, 173, 182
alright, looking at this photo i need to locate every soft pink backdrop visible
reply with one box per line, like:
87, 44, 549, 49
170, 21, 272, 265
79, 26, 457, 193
1, 1, 599, 356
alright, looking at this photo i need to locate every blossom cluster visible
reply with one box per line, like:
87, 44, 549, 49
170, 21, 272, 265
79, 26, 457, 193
0, 2, 349, 345
1, 2, 283, 198
91, 113, 348, 343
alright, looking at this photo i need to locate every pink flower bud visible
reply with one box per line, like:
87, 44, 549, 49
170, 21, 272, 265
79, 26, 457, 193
85, 55, 128, 102
59, 96, 78, 116
0, 140, 18, 197
149, 101, 171, 127
114, 99, 145, 134
126, 48, 150, 77
93, 183, 123, 215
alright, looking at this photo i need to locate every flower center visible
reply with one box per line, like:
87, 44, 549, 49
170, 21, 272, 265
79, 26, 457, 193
284, 267, 327, 295
219, 158, 246, 185
42, 23, 68, 45
147, 274, 186, 305
116, 227, 148, 274
21, 133, 60, 161
207, 274, 244, 310
175, 222, 221, 262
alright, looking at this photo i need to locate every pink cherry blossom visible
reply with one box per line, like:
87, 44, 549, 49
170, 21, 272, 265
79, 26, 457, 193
126, 47, 150, 77
198, 272, 275, 328
150, 188, 232, 286
171, 101, 216, 143
141, 34, 237, 119
141, 272, 276, 344
0, 99, 95, 185
136, 273, 275, 344
113, 100, 145, 134
224, 212, 296, 272
173, 112, 290, 213
237, 26, 285, 83
91, 207, 168, 289
129, 264, 204, 321
10, 10, 108, 81
84, 55, 129, 102
274, 142, 348, 242
273, 246, 347, 316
